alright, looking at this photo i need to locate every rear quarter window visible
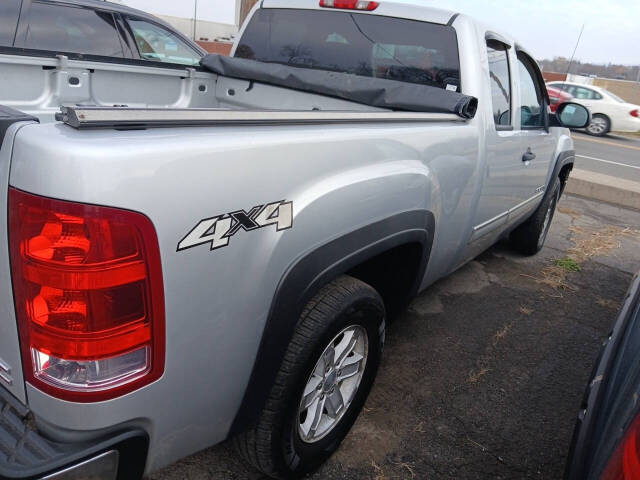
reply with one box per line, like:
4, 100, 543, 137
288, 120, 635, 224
0, 0, 21, 46
236, 9, 461, 91
486, 41, 511, 126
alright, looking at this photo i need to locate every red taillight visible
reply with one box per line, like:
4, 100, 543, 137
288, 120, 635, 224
601, 411, 640, 480
319, 0, 380, 11
9, 188, 165, 402
630, 109, 639, 118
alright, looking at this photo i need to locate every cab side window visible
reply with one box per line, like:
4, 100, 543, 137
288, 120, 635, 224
24, 2, 124, 57
518, 54, 545, 128
487, 41, 511, 127
0, 0, 21, 47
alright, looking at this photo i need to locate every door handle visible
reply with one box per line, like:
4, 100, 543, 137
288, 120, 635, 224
522, 148, 536, 162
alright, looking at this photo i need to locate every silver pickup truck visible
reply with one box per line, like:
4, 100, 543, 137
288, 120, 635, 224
0, 1, 589, 479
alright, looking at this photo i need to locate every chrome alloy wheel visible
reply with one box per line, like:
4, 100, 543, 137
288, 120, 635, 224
297, 325, 368, 443
586, 116, 608, 135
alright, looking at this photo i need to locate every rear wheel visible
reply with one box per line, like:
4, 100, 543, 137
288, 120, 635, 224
585, 114, 610, 136
234, 275, 385, 479
510, 176, 561, 255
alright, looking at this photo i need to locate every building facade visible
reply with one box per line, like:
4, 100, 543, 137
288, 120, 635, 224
121, 0, 260, 54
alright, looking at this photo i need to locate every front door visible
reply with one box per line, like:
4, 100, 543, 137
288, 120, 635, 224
510, 52, 556, 225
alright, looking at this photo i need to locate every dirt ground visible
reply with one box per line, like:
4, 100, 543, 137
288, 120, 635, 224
152, 195, 640, 480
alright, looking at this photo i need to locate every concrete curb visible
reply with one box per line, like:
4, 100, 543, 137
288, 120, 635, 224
565, 168, 640, 210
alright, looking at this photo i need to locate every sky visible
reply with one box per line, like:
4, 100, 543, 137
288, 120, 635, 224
420, 0, 640, 65
122, 0, 237, 26
121, 0, 639, 65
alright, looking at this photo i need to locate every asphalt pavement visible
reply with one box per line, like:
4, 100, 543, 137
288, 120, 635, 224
572, 132, 640, 182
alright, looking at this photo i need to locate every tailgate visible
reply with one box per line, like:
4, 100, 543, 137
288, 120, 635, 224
0, 106, 38, 403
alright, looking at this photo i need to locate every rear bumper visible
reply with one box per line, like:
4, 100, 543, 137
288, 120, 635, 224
0, 386, 147, 480
612, 115, 640, 133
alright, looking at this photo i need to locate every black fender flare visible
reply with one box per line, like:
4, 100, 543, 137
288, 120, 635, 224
546, 149, 575, 201
228, 210, 435, 435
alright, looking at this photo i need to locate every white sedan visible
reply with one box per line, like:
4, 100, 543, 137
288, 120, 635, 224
547, 81, 640, 136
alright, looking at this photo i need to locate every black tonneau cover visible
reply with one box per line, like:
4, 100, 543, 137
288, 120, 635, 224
201, 55, 478, 119
0, 105, 38, 149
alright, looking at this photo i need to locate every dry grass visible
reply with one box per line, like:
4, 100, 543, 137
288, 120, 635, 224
468, 367, 490, 384
493, 323, 512, 345
467, 437, 488, 452
371, 459, 386, 480
539, 264, 575, 291
392, 461, 416, 478
519, 306, 534, 315
525, 225, 638, 294
567, 225, 625, 262
596, 297, 620, 310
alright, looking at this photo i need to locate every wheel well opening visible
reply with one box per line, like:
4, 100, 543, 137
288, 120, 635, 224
347, 243, 423, 318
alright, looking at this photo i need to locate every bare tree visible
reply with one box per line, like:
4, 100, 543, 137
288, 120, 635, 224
240, 0, 260, 26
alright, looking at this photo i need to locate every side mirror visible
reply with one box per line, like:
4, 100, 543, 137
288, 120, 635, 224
554, 102, 591, 129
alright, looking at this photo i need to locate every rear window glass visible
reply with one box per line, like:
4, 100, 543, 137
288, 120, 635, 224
236, 9, 461, 91
24, 2, 124, 58
0, 0, 21, 46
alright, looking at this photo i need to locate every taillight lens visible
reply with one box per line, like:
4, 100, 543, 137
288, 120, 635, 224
601, 411, 640, 480
630, 109, 639, 118
319, 0, 380, 11
9, 188, 165, 402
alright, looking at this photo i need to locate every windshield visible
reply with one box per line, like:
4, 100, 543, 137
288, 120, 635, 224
128, 18, 202, 66
236, 8, 462, 92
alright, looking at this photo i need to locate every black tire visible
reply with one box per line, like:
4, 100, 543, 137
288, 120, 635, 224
234, 275, 385, 479
510, 176, 561, 255
585, 113, 611, 137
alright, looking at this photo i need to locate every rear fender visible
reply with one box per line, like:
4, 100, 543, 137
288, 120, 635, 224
229, 164, 436, 435
0, 106, 38, 403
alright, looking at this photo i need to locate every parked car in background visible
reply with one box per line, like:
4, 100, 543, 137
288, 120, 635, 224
0, 0, 205, 66
565, 272, 640, 480
547, 81, 640, 136
547, 85, 574, 113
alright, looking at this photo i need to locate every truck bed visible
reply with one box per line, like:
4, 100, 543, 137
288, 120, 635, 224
0, 51, 385, 124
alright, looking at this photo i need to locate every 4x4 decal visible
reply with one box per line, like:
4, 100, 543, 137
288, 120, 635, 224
177, 200, 293, 252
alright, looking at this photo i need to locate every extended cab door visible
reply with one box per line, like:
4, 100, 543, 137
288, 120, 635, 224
470, 38, 522, 243
509, 51, 556, 224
